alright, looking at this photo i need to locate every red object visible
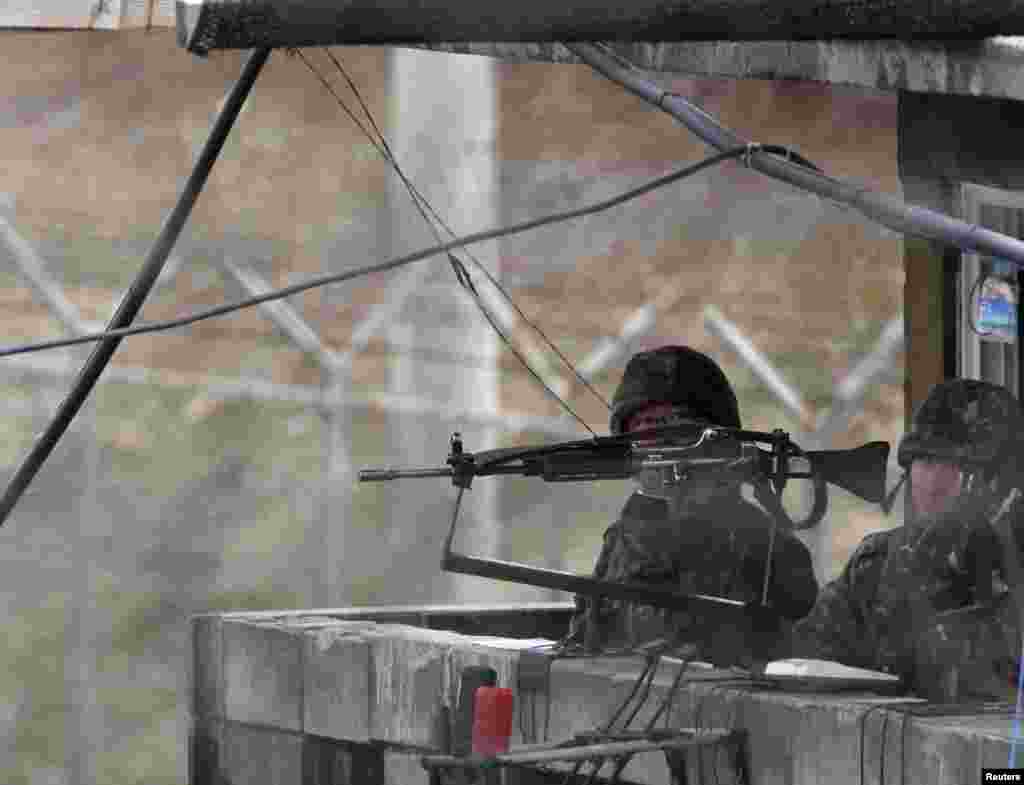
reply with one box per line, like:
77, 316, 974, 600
471, 686, 514, 757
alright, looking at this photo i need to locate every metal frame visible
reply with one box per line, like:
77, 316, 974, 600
0, 48, 272, 526
0, 45, 659, 528
958, 181, 1024, 395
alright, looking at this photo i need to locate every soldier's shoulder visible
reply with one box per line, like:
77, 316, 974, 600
844, 528, 897, 572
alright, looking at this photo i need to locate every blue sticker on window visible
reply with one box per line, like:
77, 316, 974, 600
976, 274, 1018, 342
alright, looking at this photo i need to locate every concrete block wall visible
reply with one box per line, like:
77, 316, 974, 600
191, 609, 1024, 785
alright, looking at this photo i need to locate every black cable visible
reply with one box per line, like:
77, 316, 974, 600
645, 656, 690, 730
331, 65, 600, 435
618, 656, 660, 730
859, 704, 888, 785
693, 690, 708, 784
561, 659, 657, 785
588, 657, 662, 785
320, 48, 614, 415
707, 682, 740, 785
879, 710, 891, 785
0, 149, 747, 361
603, 654, 693, 785
303, 49, 606, 434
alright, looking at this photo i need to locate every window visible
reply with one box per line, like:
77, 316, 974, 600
958, 183, 1022, 396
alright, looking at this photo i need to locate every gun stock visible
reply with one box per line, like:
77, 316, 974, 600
805, 441, 890, 505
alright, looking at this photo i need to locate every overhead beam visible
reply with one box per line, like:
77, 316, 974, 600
174, 0, 1024, 56
567, 42, 1024, 269
412, 39, 1024, 106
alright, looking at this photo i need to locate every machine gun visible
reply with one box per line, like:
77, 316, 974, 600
359, 423, 890, 619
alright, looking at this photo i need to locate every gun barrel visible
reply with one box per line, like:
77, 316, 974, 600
357, 467, 455, 482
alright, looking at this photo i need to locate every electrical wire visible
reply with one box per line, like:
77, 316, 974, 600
303, 47, 597, 432
320, 49, 612, 411
0, 149, 747, 362
560, 658, 657, 785
296, 48, 607, 434
582, 655, 663, 785
601, 653, 695, 785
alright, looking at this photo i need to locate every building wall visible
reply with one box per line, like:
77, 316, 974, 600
899, 89, 1024, 419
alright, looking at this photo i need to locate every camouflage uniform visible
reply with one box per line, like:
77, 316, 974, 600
567, 346, 818, 667
569, 491, 818, 667
791, 379, 1024, 702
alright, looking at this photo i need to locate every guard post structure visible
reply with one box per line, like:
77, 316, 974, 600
191, 605, 1021, 785
157, 7, 1024, 785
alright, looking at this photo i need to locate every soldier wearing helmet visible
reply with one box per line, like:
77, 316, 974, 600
791, 378, 1024, 701
565, 345, 818, 667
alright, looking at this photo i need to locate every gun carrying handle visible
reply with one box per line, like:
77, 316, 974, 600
790, 468, 829, 530
754, 468, 828, 531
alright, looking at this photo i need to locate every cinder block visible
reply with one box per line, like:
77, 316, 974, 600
690, 686, 795, 785
219, 720, 305, 785
382, 749, 431, 785
191, 615, 225, 721
222, 619, 305, 731
304, 627, 374, 742
790, 702, 860, 785
907, 717, 989, 785
445, 640, 522, 748
303, 735, 386, 785
979, 732, 1016, 771
365, 625, 454, 746
193, 613, 1024, 785
545, 658, 640, 746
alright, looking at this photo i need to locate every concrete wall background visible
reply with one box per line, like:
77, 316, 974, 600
0, 30, 903, 785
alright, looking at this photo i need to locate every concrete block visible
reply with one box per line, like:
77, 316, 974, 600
303, 735, 386, 785
604, 660, 692, 785
366, 625, 452, 746
545, 658, 638, 744
222, 619, 304, 731
979, 732, 1016, 771
363, 624, 529, 747
382, 749, 430, 785
191, 615, 224, 721
191, 612, 1024, 785
729, 693, 797, 785
304, 627, 374, 742
445, 637, 522, 747
905, 717, 979, 785
218, 720, 304, 785
791, 701, 861, 785
191, 717, 386, 785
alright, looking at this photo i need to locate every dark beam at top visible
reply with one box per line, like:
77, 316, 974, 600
176, 0, 1024, 56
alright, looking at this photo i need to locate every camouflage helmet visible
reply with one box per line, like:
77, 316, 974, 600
897, 379, 1024, 471
609, 345, 741, 435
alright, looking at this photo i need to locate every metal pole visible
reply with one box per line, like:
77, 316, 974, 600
813, 317, 904, 443
219, 256, 344, 372
0, 47, 271, 527
0, 350, 585, 437
566, 43, 1024, 269
387, 48, 510, 603
0, 215, 94, 336
809, 317, 905, 583
703, 304, 813, 430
